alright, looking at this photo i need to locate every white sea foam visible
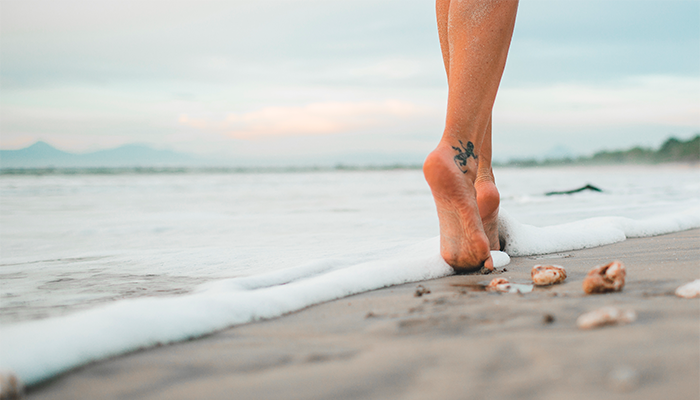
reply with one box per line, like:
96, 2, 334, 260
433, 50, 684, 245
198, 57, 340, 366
0, 237, 506, 386
500, 206, 700, 256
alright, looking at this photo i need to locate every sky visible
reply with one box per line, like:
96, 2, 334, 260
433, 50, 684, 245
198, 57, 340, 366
1, 0, 698, 165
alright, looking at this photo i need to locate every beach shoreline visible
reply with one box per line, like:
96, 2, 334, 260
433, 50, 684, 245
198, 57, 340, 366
23, 228, 700, 400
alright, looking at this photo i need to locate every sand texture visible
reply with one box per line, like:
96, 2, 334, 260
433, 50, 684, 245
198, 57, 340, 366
27, 229, 700, 400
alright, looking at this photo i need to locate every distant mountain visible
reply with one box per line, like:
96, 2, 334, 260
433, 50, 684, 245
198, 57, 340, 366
0, 142, 202, 168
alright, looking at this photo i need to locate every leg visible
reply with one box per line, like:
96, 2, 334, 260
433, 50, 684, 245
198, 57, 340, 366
438, 0, 501, 251
475, 116, 501, 251
424, 0, 517, 271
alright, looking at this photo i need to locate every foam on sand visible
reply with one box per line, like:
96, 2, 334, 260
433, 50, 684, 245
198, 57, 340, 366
1, 207, 699, 387
500, 206, 700, 256
0, 238, 505, 387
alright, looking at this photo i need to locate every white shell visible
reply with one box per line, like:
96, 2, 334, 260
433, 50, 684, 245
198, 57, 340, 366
577, 306, 637, 329
505, 284, 534, 294
675, 279, 700, 299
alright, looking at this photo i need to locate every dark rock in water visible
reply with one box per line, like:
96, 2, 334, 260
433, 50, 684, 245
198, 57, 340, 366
545, 184, 602, 196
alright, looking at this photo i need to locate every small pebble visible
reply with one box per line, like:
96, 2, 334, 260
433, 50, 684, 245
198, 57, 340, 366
414, 285, 431, 297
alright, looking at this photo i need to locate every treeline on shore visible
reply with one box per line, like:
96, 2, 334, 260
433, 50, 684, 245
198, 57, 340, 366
497, 135, 700, 167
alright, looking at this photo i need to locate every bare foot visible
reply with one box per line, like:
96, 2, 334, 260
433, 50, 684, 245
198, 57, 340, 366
423, 143, 493, 272
475, 172, 500, 250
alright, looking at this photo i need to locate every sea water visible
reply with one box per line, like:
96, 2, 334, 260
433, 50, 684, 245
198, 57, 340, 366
1, 165, 699, 385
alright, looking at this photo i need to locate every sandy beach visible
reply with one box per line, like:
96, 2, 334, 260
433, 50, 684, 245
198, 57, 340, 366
26, 229, 699, 400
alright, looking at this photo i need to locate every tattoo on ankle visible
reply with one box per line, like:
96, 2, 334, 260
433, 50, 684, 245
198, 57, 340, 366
452, 140, 477, 173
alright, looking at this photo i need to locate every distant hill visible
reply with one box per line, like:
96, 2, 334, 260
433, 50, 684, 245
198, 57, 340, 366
500, 135, 700, 167
0, 142, 201, 168
589, 135, 699, 164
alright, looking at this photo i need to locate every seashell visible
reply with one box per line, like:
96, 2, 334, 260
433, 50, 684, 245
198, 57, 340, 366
531, 264, 567, 286
486, 278, 533, 294
577, 306, 636, 329
486, 278, 510, 290
582, 260, 626, 294
0, 370, 23, 400
486, 278, 513, 292
675, 279, 700, 299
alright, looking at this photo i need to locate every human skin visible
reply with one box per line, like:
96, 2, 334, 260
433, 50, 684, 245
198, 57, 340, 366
424, 0, 518, 271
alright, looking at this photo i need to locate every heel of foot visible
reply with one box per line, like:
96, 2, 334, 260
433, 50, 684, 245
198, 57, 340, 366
425, 145, 492, 272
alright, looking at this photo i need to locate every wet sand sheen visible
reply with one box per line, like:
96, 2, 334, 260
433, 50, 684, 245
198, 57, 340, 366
27, 229, 699, 400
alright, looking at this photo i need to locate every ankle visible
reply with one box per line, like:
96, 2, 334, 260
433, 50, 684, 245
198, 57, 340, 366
441, 140, 479, 174
475, 167, 495, 185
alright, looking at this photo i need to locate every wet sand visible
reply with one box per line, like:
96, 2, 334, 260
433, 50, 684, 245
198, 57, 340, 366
28, 229, 699, 400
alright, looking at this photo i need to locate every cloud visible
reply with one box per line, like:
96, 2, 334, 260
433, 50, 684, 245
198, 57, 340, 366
178, 100, 431, 139
495, 75, 700, 128
3, 0, 697, 161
